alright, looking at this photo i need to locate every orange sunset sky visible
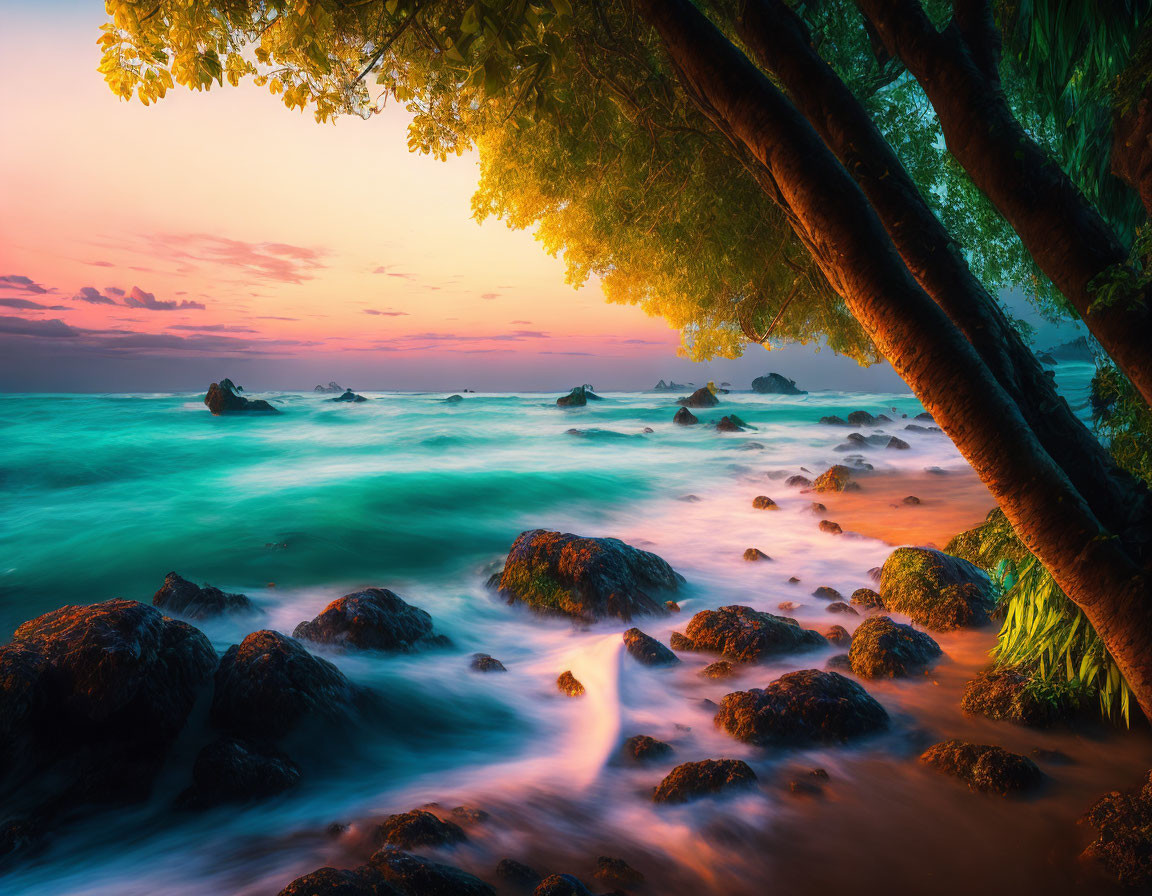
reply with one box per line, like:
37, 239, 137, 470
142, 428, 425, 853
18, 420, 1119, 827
0, 1, 917, 392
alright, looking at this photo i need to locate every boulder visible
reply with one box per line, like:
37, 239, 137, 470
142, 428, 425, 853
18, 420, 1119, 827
886, 436, 910, 450
594, 856, 644, 889
153, 571, 253, 620
204, 378, 278, 415
961, 666, 1082, 726
845, 411, 877, 426
491, 529, 683, 621
211, 630, 359, 741
743, 548, 770, 561
848, 616, 941, 679
445, 394, 464, 403
674, 605, 825, 662
331, 390, 368, 403
470, 653, 507, 673
496, 859, 542, 888
557, 386, 599, 407
621, 734, 673, 762
850, 588, 885, 610
293, 588, 448, 652
677, 387, 719, 408
701, 660, 737, 680
715, 669, 889, 745
715, 416, 744, 432
818, 520, 843, 535
313, 382, 345, 394
673, 407, 699, 425
785, 475, 812, 488
176, 737, 301, 809
1081, 770, 1152, 889
879, 547, 995, 630
373, 809, 466, 850
0, 600, 216, 821
653, 759, 757, 803
826, 602, 857, 615
534, 875, 592, 896
557, 671, 585, 697
751, 373, 805, 395
752, 495, 778, 510
812, 587, 842, 600
902, 495, 922, 505
824, 625, 852, 647
623, 628, 680, 666
920, 740, 1042, 795
812, 465, 858, 493
819, 415, 847, 425
277, 867, 398, 896
369, 847, 496, 896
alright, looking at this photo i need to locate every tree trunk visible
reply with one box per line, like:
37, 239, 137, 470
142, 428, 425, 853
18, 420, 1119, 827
633, 0, 1152, 717
737, 0, 1150, 556
854, 0, 1152, 409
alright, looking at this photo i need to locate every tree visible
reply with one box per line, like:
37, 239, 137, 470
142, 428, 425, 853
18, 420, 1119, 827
98, 0, 1152, 717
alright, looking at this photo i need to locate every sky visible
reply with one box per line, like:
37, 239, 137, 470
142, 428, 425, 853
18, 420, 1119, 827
0, 2, 1071, 393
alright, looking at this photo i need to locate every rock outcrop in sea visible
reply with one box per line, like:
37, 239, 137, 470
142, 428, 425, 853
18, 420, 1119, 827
879, 547, 995, 630
330, 389, 368, 402
848, 615, 942, 679
204, 378, 278, 415
671, 605, 825, 662
313, 382, 345, 393
751, 372, 806, 394
677, 386, 719, 408
920, 740, 1043, 795
153, 571, 254, 619
293, 588, 449, 652
653, 759, 757, 803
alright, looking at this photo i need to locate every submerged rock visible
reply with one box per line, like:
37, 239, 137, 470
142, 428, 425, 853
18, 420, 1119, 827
961, 666, 1082, 727
445, 394, 464, 403
374, 809, 466, 850
819, 415, 848, 425
743, 548, 770, 561
653, 759, 757, 803
623, 628, 680, 666
715, 415, 744, 432
204, 378, 278, 415
785, 474, 812, 488
557, 671, 585, 697
491, 529, 683, 621
331, 390, 368, 403
594, 856, 645, 889
879, 547, 995, 630
752, 373, 805, 395
293, 588, 448, 652
848, 616, 941, 679
675, 605, 825, 663
826, 602, 857, 616
812, 465, 859, 493
818, 520, 843, 535
557, 386, 597, 407
701, 660, 738, 680
153, 571, 253, 620
211, 630, 359, 741
846, 411, 877, 426
812, 586, 842, 600
673, 407, 699, 425
470, 653, 507, 673
715, 670, 889, 745
176, 737, 301, 810
621, 734, 673, 762
369, 847, 496, 896
677, 387, 719, 408
1081, 770, 1152, 889
752, 495, 778, 510
920, 740, 1042, 795
851, 588, 884, 610
496, 858, 542, 888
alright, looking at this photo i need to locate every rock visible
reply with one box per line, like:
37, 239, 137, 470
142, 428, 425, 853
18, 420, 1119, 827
445, 394, 464, 403
812, 587, 842, 600
1046, 335, 1095, 362
902, 495, 922, 505
819, 415, 848, 425
752, 495, 778, 510
1081, 770, 1152, 889
915, 412, 935, 422
0, 599, 217, 821
812, 465, 859, 492
809, 502, 827, 514
653, 759, 757, 803
818, 520, 843, 535
211, 630, 359, 741
642, 427, 654, 434
557, 386, 596, 407
204, 378, 278, 415
450, 806, 489, 826
844, 411, 875, 426
824, 625, 851, 647
369, 847, 496, 896
676, 605, 825, 662
373, 809, 466, 850
904, 423, 940, 433
276, 866, 397, 896
293, 588, 447, 652
826, 602, 858, 615
751, 373, 805, 395
848, 616, 941, 679
920, 740, 1042, 795
665, 600, 680, 612
673, 407, 699, 425
961, 666, 1082, 726
886, 436, 910, 450
715, 415, 744, 432
785, 475, 811, 488
594, 856, 645, 889
669, 631, 694, 651
850, 588, 885, 610
496, 858, 542, 888
313, 382, 344, 394
152, 571, 253, 620
827, 653, 851, 671
557, 671, 585, 697
533, 874, 592, 896
492, 529, 684, 621
176, 737, 300, 809
621, 734, 673, 762
777, 601, 799, 612
677, 493, 701, 502
715, 669, 889, 745
470, 653, 507, 673
701, 661, 737, 680
622, 628, 680, 666
330, 390, 368, 403
677, 387, 719, 408
879, 547, 995, 630
743, 548, 771, 561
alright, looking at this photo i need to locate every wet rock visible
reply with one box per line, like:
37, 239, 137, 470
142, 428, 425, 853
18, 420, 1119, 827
809, 503, 827, 515
211, 630, 359, 741
176, 737, 300, 810
204, 378, 278, 415
846, 411, 877, 426
961, 666, 1082, 727
470, 653, 507, 673
534, 874, 592, 896
153, 571, 253, 620
665, 600, 680, 612
673, 407, 699, 425
492, 529, 683, 621
677, 387, 719, 408
595, 856, 645, 889
677, 605, 825, 662
557, 386, 598, 407
701, 660, 737, 680
369, 847, 496, 896
787, 577, 801, 584
867, 566, 882, 582
1080, 770, 1152, 889
827, 653, 851, 671
557, 671, 585, 697
642, 427, 654, 434
879, 547, 995, 630
818, 521, 843, 535
294, 588, 448, 653
621, 734, 673, 762
374, 809, 466, 850
276, 866, 397, 896
669, 632, 694, 651
824, 625, 851, 647
445, 394, 464, 403
901, 496, 922, 507
848, 616, 941, 679
677, 493, 701, 502
496, 858, 542, 889
850, 588, 885, 610
623, 628, 680, 666
715, 416, 744, 432
743, 548, 771, 561
0, 599, 217, 821
785, 475, 811, 488
812, 465, 859, 493
812, 587, 842, 600
826, 602, 857, 616
752, 495, 778, 510
915, 412, 934, 422
819, 415, 848, 425
905, 423, 940, 433
886, 437, 910, 450
752, 373, 805, 395
653, 759, 757, 803
331, 390, 368, 403
777, 601, 799, 612
715, 669, 889, 745
450, 806, 489, 825
920, 740, 1042, 795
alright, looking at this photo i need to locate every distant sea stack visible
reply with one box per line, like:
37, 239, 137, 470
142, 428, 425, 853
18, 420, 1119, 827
313, 381, 344, 394
557, 385, 602, 407
1044, 335, 1095, 362
204, 379, 278, 415
330, 390, 367, 403
752, 373, 806, 395
653, 379, 691, 392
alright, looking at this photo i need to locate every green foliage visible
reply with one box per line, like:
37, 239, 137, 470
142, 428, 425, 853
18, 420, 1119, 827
1091, 356, 1152, 484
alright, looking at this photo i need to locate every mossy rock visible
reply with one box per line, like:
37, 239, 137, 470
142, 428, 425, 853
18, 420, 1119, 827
812, 465, 859, 493
848, 616, 941, 679
920, 740, 1042, 796
1081, 770, 1152, 889
944, 507, 1030, 571
678, 605, 825, 663
879, 547, 994, 630
961, 666, 1083, 727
